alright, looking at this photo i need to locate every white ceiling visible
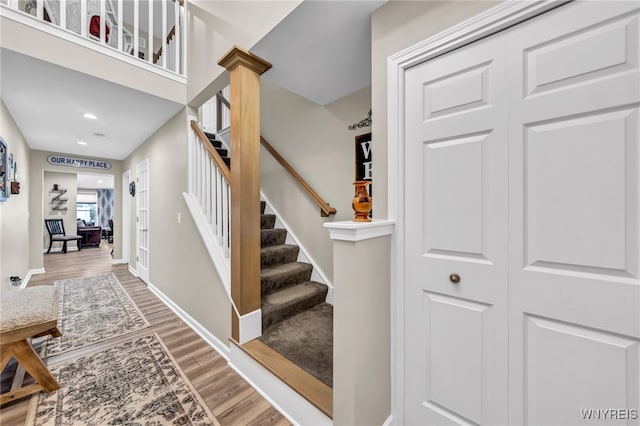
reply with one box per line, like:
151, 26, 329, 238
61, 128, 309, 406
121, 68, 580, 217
77, 172, 115, 189
0, 48, 182, 160
251, 0, 385, 106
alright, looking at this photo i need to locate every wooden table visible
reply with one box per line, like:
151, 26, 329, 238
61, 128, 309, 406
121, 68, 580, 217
0, 287, 61, 405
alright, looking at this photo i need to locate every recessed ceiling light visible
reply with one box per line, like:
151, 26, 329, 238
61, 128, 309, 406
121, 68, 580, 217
83, 113, 98, 119
98, 180, 103, 183
77, 141, 88, 145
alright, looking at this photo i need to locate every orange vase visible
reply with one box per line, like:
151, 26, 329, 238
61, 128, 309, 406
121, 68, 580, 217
352, 181, 372, 222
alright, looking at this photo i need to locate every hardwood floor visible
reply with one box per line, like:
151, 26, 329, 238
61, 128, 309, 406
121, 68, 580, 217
0, 243, 291, 426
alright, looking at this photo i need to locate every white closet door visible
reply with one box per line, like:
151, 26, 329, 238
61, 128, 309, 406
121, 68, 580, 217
403, 33, 510, 425
508, 2, 640, 424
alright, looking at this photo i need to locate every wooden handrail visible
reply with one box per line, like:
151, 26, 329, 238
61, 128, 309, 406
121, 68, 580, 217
260, 136, 337, 217
153, 25, 177, 64
218, 91, 231, 109
190, 120, 231, 183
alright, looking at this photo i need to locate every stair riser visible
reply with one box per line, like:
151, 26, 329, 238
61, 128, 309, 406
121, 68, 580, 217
263, 289, 328, 330
262, 265, 312, 295
261, 246, 300, 269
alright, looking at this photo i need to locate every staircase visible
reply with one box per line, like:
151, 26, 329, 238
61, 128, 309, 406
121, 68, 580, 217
203, 131, 334, 390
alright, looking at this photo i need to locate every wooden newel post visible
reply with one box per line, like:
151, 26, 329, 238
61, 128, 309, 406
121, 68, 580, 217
218, 46, 272, 342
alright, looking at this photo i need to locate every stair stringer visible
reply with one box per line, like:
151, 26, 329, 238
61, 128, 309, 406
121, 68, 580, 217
229, 342, 332, 426
260, 191, 334, 304
183, 191, 262, 343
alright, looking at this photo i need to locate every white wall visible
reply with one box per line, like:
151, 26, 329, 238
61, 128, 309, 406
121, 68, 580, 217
260, 80, 371, 282
122, 107, 231, 344
0, 99, 30, 291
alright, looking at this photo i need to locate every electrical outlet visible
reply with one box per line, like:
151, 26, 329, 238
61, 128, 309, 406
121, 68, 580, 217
177, 213, 181, 224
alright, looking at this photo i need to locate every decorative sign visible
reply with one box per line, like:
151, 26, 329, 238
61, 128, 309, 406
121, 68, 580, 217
355, 132, 372, 217
47, 155, 111, 170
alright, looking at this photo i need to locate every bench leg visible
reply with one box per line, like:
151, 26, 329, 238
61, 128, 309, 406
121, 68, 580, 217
47, 239, 53, 254
0, 340, 59, 405
77, 237, 82, 251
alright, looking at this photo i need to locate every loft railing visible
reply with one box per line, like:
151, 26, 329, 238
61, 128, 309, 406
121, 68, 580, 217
213, 89, 337, 217
0, 0, 185, 75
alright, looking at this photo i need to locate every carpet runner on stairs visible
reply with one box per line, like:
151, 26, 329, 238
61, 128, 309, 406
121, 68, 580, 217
204, 129, 333, 390
204, 131, 231, 167
258, 201, 333, 388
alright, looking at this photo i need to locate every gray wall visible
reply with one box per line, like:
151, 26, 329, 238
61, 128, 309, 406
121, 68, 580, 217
122, 107, 231, 345
0, 99, 31, 291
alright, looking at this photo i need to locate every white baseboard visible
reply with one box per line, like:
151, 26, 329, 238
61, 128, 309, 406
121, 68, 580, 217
21, 268, 45, 288
228, 344, 332, 426
111, 258, 128, 265
146, 281, 230, 360
128, 265, 138, 277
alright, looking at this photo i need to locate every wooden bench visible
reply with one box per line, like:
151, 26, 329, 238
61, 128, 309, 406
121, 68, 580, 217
0, 287, 61, 405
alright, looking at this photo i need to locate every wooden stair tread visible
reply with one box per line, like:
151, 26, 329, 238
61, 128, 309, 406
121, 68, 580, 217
235, 338, 332, 419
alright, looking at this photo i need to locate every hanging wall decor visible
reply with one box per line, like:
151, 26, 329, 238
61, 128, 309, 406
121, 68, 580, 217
0, 138, 8, 202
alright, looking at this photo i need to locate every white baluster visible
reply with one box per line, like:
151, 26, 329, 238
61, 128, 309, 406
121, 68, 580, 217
8, 0, 18, 11
200, 144, 206, 208
148, 0, 153, 63
80, 0, 86, 36
176, 0, 182, 74
210, 159, 218, 230
60, 0, 66, 29
35, 0, 43, 19
117, 0, 123, 51
188, 129, 194, 195
225, 184, 231, 257
216, 171, 223, 244
133, 0, 139, 58
100, 0, 106, 44
205, 157, 212, 225
161, 0, 167, 69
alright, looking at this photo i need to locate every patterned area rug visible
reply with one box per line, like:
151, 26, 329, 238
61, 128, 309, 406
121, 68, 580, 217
26, 334, 220, 425
42, 273, 150, 357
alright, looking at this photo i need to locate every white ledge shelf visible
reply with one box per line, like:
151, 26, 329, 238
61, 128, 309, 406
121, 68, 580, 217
324, 219, 395, 242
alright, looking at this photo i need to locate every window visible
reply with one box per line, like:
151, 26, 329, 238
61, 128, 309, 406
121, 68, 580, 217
77, 191, 97, 224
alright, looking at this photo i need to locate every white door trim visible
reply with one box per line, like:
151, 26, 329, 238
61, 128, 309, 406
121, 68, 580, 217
120, 170, 130, 265
387, 1, 569, 423
136, 159, 150, 283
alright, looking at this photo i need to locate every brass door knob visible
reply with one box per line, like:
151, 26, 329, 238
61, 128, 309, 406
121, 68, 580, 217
449, 273, 460, 284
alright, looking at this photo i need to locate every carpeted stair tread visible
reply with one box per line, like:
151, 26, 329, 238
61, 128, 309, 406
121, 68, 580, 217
261, 214, 276, 230
261, 228, 287, 248
215, 147, 228, 157
262, 281, 328, 330
259, 303, 333, 387
261, 262, 312, 295
261, 244, 299, 268
260, 201, 266, 214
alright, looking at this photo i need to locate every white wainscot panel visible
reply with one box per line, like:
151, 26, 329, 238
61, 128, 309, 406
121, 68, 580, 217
423, 62, 491, 120
423, 132, 489, 259
525, 316, 639, 425
525, 108, 638, 275
525, 12, 639, 96
424, 292, 490, 425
